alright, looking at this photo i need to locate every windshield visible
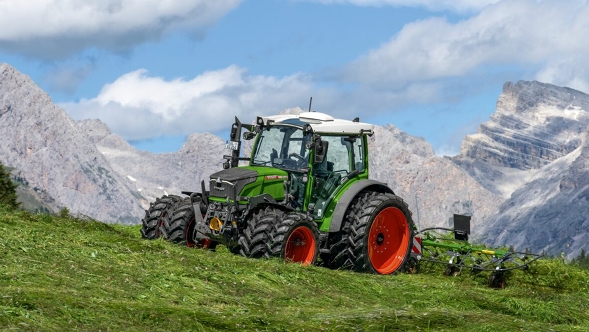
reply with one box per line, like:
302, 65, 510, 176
251, 125, 310, 171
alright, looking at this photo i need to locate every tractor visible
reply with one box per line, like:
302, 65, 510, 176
141, 111, 415, 275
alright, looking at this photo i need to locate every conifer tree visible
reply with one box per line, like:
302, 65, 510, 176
0, 161, 19, 209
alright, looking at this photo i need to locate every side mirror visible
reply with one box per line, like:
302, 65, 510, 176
243, 131, 256, 140
314, 139, 328, 164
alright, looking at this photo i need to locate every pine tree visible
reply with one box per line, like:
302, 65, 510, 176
0, 161, 19, 209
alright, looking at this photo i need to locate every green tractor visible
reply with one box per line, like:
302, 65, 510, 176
141, 111, 415, 274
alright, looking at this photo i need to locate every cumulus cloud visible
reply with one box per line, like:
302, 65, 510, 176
0, 0, 242, 59
295, 0, 500, 13
342, 0, 589, 93
62, 66, 313, 140
61, 66, 438, 141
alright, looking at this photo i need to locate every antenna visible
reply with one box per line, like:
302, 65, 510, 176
308, 97, 313, 112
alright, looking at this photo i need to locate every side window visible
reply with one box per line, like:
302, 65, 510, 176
287, 129, 304, 157
353, 138, 364, 172
323, 136, 351, 174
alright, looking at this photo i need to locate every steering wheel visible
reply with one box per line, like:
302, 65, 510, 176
288, 153, 307, 168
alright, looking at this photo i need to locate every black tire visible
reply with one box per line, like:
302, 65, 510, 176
488, 272, 506, 289
405, 256, 420, 274
164, 197, 217, 249
238, 207, 282, 258
140, 195, 181, 239
329, 191, 414, 275
269, 213, 319, 265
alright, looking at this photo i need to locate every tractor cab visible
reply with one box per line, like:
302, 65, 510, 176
249, 112, 372, 222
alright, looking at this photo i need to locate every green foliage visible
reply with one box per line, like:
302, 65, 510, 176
1, 208, 589, 331
572, 249, 589, 270
58, 207, 70, 219
0, 161, 20, 209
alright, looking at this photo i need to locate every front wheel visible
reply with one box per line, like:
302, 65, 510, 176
164, 197, 216, 249
347, 192, 414, 274
269, 213, 319, 265
140, 195, 181, 239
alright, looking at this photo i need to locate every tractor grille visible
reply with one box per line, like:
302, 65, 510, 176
210, 181, 232, 198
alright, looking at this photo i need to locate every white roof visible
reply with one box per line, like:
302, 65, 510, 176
261, 112, 374, 135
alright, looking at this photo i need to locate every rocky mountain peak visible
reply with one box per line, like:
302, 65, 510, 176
499, 80, 589, 115
453, 80, 589, 198
0, 63, 144, 223
77, 119, 112, 144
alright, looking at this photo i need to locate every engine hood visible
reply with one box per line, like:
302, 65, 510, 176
208, 166, 289, 199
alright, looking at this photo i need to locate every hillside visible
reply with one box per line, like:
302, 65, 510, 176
1, 206, 588, 331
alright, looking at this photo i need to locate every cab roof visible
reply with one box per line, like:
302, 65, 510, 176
259, 112, 374, 135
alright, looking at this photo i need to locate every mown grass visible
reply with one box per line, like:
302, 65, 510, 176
1, 206, 588, 331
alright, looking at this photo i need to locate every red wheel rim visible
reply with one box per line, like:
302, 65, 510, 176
367, 207, 410, 274
155, 211, 168, 237
284, 226, 316, 265
186, 216, 211, 248
185, 217, 196, 247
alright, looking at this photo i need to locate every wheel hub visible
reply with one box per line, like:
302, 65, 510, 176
376, 233, 385, 245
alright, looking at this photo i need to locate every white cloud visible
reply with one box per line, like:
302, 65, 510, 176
0, 0, 242, 59
295, 0, 501, 13
342, 0, 589, 92
62, 66, 314, 140
61, 66, 440, 141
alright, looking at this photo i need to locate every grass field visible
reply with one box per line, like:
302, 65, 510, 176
1, 206, 588, 331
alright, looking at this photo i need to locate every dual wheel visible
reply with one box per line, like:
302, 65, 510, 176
239, 207, 319, 266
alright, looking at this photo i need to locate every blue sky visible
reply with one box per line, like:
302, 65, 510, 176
1, 0, 588, 155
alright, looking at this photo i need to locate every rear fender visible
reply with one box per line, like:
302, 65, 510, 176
329, 180, 394, 233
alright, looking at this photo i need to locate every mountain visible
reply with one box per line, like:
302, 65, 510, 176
90, 123, 226, 202
0, 63, 144, 223
477, 130, 589, 259
454, 81, 589, 258
453, 81, 589, 198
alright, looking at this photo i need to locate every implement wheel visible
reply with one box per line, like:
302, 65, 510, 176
488, 272, 506, 289
140, 195, 181, 239
269, 213, 319, 265
344, 191, 414, 274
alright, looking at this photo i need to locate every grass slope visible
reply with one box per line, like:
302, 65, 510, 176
1, 206, 589, 331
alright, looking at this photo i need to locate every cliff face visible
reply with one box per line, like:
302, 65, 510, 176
453, 81, 589, 258
478, 130, 589, 259
453, 81, 589, 198
0, 63, 144, 223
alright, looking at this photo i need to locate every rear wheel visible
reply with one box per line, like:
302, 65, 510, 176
140, 195, 181, 239
165, 198, 216, 249
238, 207, 282, 259
269, 213, 319, 265
336, 191, 414, 274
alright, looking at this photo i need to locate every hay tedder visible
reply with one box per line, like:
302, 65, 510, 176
409, 214, 543, 288
140, 109, 541, 288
